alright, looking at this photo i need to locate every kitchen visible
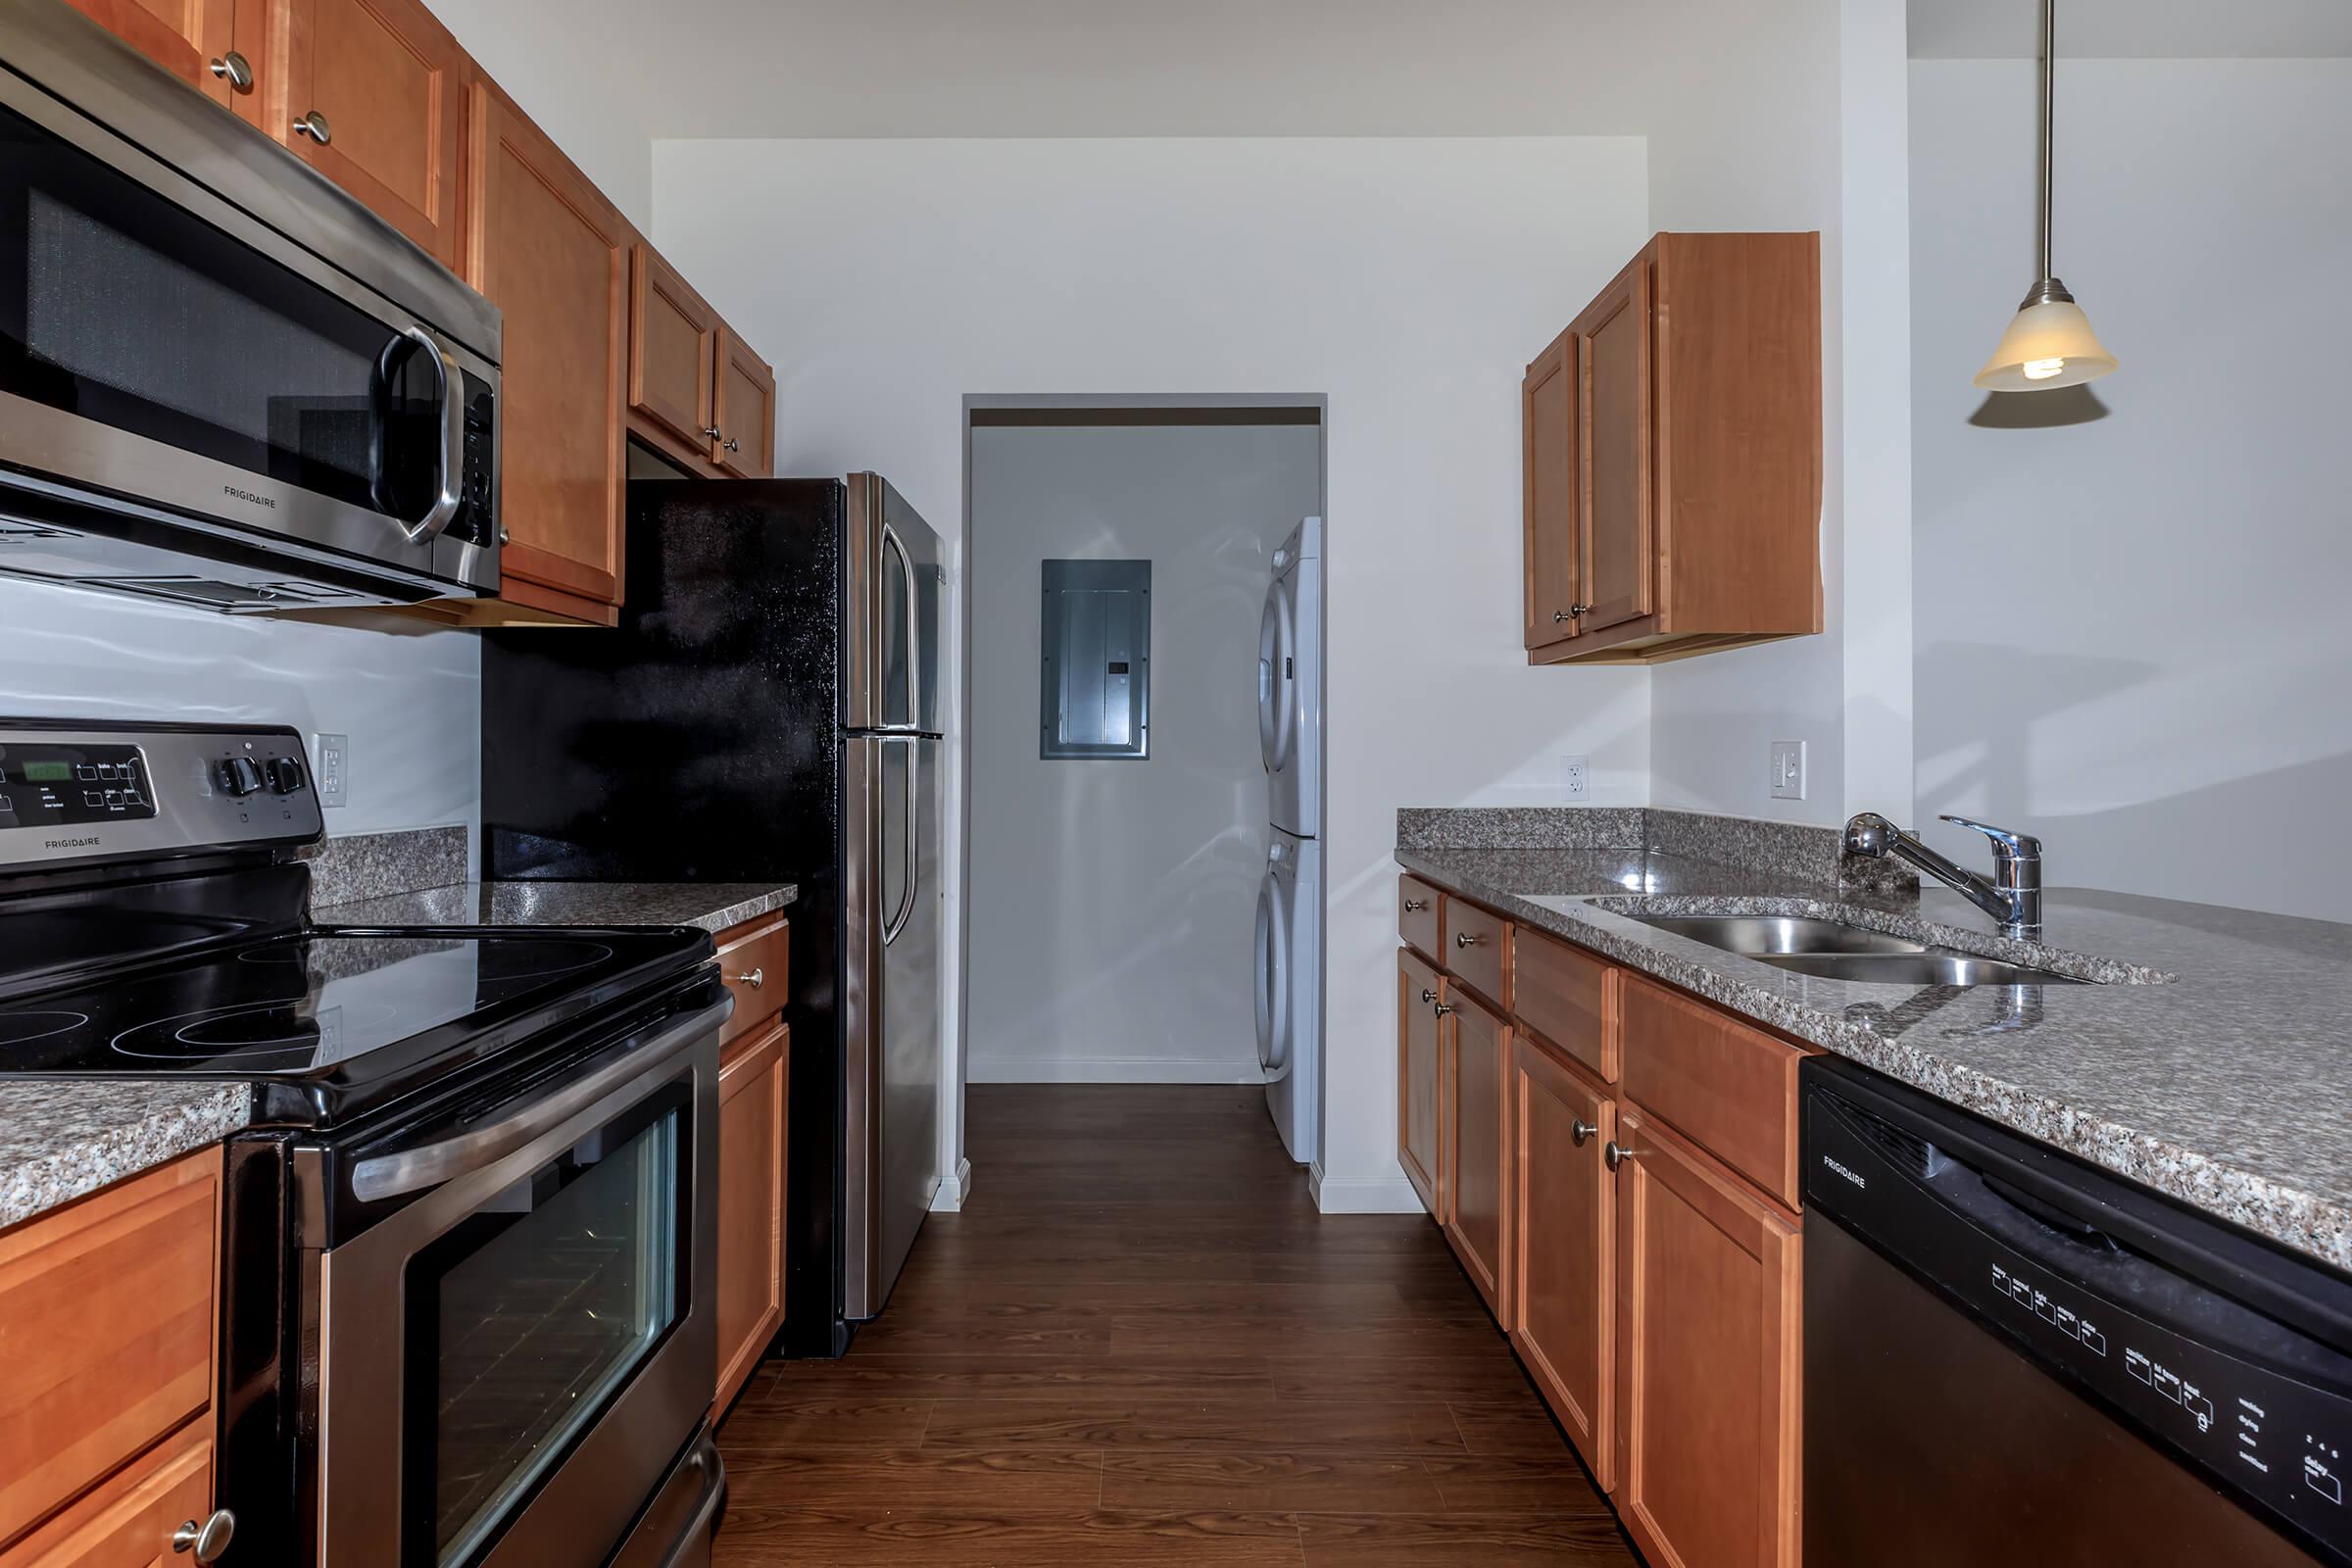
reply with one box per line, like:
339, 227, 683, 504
1, 0, 2348, 1565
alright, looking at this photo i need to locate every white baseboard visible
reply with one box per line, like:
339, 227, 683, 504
1309, 1163, 1431, 1215
968, 1057, 1267, 1085
931, 1156, 974, 1212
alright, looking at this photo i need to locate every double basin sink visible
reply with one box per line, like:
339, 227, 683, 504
1616, 913, 2083, 987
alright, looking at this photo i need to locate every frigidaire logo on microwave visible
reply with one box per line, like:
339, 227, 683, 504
223, 484, 278, 511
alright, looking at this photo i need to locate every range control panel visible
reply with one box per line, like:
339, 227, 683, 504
0, 724, 322, 871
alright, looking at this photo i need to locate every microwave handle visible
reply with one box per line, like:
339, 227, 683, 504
391, 324, 465, 545
349, 995, 730, 1200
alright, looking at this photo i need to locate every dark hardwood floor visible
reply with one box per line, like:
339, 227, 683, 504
714, 1084, 1638, 1566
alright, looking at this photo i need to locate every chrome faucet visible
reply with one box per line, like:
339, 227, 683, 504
1843, 812, 2043, 940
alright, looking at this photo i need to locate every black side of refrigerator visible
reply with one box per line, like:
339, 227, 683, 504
482, 475, 854, 1356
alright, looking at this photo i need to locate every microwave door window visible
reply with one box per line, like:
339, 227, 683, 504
0, 103, 437, 531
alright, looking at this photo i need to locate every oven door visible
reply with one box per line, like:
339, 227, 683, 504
0, 39, 498, 600
307, 991, 725, 1568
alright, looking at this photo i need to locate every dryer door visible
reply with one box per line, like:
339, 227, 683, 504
1253, 865, 1293, 1080
1258, 578, 1296, 775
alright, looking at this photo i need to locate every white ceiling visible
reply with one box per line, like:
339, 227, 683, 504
1908, 0, 2352, 59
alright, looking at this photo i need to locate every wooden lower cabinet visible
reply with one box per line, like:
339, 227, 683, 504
1613, 1106, 1801, 1568
714, 1018, 788, 1413
1509, 1036, 1615, 1491
1396, 951, 1447, 1219
0, 1419, 212, 1568
1442, 989, 1511, 1326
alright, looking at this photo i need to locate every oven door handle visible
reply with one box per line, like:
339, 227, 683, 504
350, 995, 730, 1201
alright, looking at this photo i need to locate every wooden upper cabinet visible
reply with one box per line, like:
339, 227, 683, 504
1524, 231, 1822, 667
1443, 988, 1511, 1327
1521, 326, 1579, 648
1511, 1036, 1615, 1492
1613, 1107, 1801, 1568
627, 244, 720, 457
62, 0, 238, 102
1397, 950, 1447, 1220
711, 326, 776, 477
280, 0, 467, 269
466, 83, 627, 623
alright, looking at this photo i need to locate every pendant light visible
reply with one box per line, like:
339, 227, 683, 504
1975, 0, 2117, 391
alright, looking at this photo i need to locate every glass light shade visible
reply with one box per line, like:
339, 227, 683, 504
1974, 298, 2118, 391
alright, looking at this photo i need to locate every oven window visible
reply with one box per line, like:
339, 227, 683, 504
0, 101, 445, 524
406, 1099, 687, 1567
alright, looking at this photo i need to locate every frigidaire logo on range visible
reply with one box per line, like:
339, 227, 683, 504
45, 836, 101, 851
223, 483, 278, 510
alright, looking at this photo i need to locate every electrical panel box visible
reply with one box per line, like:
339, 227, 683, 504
1040, 559, 1151, 760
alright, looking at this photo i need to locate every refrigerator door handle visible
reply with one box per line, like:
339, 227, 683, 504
883, 520, 920, 731
883, 735, 918, 945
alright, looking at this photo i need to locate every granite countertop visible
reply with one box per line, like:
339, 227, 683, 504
0, 1081, 249, 1230
315, 879, 798, 936
1397, 844, 2352, 1274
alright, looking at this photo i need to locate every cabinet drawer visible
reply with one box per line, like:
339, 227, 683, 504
1443, 898, 1510, 1009
0, 1416, 212, 1568
1514, 928, 1614, 1081
1397, 876, 1443, 959
0, 1150, 220, 1550
1618, 973, 1803, 1209
714, 915, 788, 1047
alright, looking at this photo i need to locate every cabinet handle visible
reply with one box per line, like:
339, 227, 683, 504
496, 526, 511, 546
1432, 1002, 1454, 1018
1418, 987, 1438, 1004
702, 424, 723, 440
172, 1509, 236, 1564
1401, 898, 1428, 912
292, 110, 331, 144
1604, 1140, 1639, 1171
1551, 610, 1573, 624
1570, 603, 1590, 618
209, 51, 253, 91
723, 436, 741, 453
731, 966, 763, 990
1571, 1118, 1597, 1148
1455, 931, 1484, 950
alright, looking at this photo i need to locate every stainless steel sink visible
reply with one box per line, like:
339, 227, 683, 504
1616, 912, 2083, 986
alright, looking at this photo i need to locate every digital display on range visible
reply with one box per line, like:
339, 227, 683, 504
0, 744, 155, 829
18, 760, 73, 782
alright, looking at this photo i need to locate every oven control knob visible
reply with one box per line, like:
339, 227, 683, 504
268, 757, 306, 794
219, 757, 265, 798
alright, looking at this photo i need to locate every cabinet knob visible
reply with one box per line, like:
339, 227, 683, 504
1604, 1140, 1639, 1172
1401, 898, 1428, 912
1569, 603, 1590, 618
496, 525, 511, 546
292, 110, 331, 144
172, 1509, 235, 1564
702, 424, 722, 440
1418, 987, 1437, 1004
723, 436, 741, 454
209, 51, 253, 91
1432, 1002, 1454, 1018
1455, 931, 1484, 950
1571, 1118, 1597, 1148
731, 966, 764, 990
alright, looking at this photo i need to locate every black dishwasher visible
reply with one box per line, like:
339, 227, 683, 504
1801, 1055, 2351, 1566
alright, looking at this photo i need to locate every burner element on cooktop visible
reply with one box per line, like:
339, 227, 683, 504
112, 1000, 401, 1063
0, 1010, 90, 1048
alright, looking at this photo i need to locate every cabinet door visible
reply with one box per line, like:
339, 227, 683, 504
466, 85, 627, 617
1614, 1107, 1799, 1568
1574, 254, 1655, 634
715, 1020, 787, 1413
60, 0, 237, 103
626, 243, 719, 459
1396, 950, 1447, 1219
281, 0, 467, 269
0, 1419, 211, 1568
1522, 326, 1581, 647
1511, 1038, 1615, 1491
711, 326, 775, 478
1443, 989, 1511, 1327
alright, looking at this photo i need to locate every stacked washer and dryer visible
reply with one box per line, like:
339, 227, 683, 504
1255, 516, 1323, 1163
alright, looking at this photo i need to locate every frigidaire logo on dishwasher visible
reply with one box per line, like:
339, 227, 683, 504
1823, 1154, 1868, 1190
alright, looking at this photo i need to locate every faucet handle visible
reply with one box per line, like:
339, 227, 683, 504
1939, 815, 2041, 858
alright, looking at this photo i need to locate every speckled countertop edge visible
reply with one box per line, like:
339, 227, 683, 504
0, 1081, 249, 1231
314, 880, 799, 936
1396, 846, 2352, 1277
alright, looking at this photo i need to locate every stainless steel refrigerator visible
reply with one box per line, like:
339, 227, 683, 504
480, 472, 945, 1353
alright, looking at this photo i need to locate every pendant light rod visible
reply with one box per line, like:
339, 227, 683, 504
2038, 0, 2055, 285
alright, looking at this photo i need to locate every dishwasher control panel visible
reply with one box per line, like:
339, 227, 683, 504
1806, 1077, 2352, 1566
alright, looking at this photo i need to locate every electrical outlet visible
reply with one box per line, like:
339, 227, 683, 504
316, 732, 349, 808
1561, 755, 1591, 802
1770, 740, 1806, 802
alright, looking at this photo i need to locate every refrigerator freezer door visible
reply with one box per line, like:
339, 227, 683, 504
846, 472, 946, 736
843, 732, 943, 1319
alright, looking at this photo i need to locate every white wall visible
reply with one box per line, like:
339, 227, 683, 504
0, 583, 480, 841
1910, 57, 2352, 920
654, 135, 1651, 1209
965, 421, 1321, 1083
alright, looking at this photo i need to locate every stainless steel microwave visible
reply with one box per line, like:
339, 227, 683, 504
0, 0, 501, 612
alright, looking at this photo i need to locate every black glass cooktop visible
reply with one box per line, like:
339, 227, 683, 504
0, 925, 710, 1127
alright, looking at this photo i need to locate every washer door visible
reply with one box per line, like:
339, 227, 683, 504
1253, 867, 1292, 1080
1258, 579, 1296, 776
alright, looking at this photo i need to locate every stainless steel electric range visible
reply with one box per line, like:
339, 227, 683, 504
0, 720, 730, 1568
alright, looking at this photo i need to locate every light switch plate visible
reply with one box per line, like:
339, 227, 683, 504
1561, 755, 1590, 802
1770, 740, 1806, 802
317, 732, 349, 808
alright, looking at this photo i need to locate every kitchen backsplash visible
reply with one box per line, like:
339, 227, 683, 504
299, 824, 468, 907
